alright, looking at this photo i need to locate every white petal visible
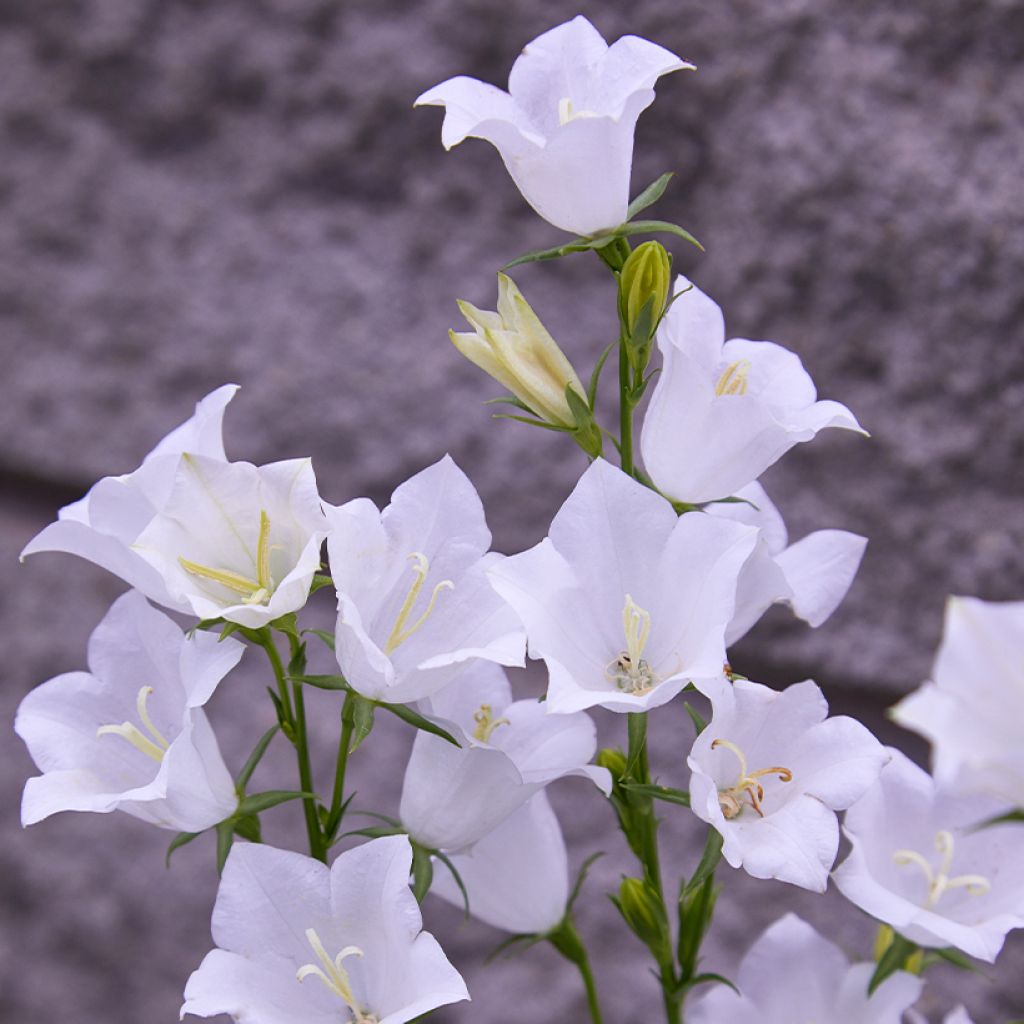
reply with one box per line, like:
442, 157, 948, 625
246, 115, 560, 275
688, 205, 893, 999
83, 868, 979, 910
775, 529, 867, 627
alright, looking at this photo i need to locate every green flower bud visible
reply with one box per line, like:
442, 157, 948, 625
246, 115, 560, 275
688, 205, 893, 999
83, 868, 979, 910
595, 747, 628, 781
619, 240, 672, 335
615, 876, 671, 962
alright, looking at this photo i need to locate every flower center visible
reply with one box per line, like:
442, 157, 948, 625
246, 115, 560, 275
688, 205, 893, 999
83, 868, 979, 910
714, 359, 752, 397
472, 703, 511, 743
179, 508, 276, 606
557, 97, 600, 125
384, 552, 454, 655
892, 830, 991, 908
605, 595, 658, 695
96, 685, 170, 763
296, 929, 378, 1023
711, 738, 793, 819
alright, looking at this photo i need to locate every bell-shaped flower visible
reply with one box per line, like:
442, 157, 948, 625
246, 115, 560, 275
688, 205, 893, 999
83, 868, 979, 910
131, 454, 328, 628
327, 456, 525, 705
689, 913, 923, 1024
182, 835, 468, 1024
891, 596, 1024, 808
15, 591, 241, 833
688, 678, 887, 891
431, 791, 569, 935
488, 458, 758, 714
416, 16, 692, 236
706, 482, 867, 644
451, 273, 586, 428
21, 384, 238, 608
640, 277, 864, 504
832, 749, 1024, 962
400, 662, 609, 852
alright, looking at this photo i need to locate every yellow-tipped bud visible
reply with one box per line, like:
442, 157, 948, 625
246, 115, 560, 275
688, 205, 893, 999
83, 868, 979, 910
620, 240, 671, 334
451, 273, 587, 429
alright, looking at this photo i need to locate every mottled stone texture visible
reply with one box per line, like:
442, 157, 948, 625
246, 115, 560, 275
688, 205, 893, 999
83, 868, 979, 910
2, 0, 1023, 1021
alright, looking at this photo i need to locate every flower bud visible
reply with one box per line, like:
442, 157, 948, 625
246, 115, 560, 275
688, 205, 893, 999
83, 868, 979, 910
615, 876, 671, 963
451, 274, 587, 429
619, 241, 671, 335
595, 746, 628, 782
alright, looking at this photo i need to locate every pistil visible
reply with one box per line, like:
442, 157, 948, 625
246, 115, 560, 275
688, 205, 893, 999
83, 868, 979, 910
714, 359, 752, 396
557, 97, 600, 125
178, 509, 276, 606
712, 738, 793, 819
384, 552, 454, 654
892, 830, 991, 908
296, 929, 377, 1022
96, 685, 170, 763
605, 595, 658, 695
472, 703, 510, 743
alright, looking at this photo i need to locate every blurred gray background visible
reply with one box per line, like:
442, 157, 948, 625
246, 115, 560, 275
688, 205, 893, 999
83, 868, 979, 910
2, 0, 1023, 1020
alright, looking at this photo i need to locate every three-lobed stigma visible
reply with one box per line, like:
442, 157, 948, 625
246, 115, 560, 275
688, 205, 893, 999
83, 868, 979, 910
296, 928, 379, 1023
892, 829, 991, 908
96, 685, 170, 763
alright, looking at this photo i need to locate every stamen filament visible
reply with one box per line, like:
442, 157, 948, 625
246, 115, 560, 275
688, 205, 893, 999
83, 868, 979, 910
472, 704, 511, 743
892, 829, 991, 907
178, 558, 262, 596
296, 929, 376, 1021
384, 552, 454, 654
96, 685, 170, 763
715, 359, 752, 396
605, 595, 659, 695
712, 738, 793, 819
256, 509, 272, 591
178, 510, 276, 606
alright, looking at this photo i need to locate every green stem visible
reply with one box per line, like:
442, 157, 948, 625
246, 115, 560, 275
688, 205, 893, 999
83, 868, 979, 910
548, 920, 605, 1024
258, 630, 324, 862
619, 342, 635, 476
325, 694, 355, 841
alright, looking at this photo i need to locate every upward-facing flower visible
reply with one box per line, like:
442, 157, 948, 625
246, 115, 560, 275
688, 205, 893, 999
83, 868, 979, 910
327, 456, 525, 705
706, 482, 867, 644
416, 16, 692, 236
21, 384, 238, 608
451, 273, 586, 428
640, 277, 864, 504
833, 749, 1024, 962
15, 591, 241, 834
401, 662, 609, 852
488, 458, 758, 714
688, 678, 887, 891
891, 596, 1024, 808
182, 836, 469, 1024
688, 914, 923, 1024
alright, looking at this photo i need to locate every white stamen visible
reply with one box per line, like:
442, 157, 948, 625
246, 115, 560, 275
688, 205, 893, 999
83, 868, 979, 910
605, 595, 658, 694
711, 738, 793, 819
96, 685, 170, 763
296, 929, 377, 1022
384, 552, 454, 654
893, 830, 991, 907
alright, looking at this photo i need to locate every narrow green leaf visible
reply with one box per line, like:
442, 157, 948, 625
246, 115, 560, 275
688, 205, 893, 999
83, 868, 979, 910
349, 696, 376, 753
302, 628, 336, 651
623, 782, 691, 808
238, 790, 315, 815
410, 845, 434, 903
617, 220, 704, 251
486, 933, 544, 964
219, 621, 242, 643
378, 703, 462, 747
340, 825, 405, 841
216, 820, 235, 875
974, 808, 1024, 829
684, 828, 724, 896
627, 172, 675, 220
434, 849, 471, 918
502, 239, 593, 269
483, 395, 535, 414
491, 412, 568, 433
587, 341, 616, 410
683, 702, 708, 736
287, 641, 307, 678
235, 725, 280, 790
291, 673, 349, 691
166, 830, 202, 867
868, 933, 919, 995
688, 972, 738, 995
310, 573, 334, 594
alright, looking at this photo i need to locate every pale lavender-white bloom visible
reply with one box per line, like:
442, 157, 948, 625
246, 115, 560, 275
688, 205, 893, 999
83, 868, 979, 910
416, 16, 692, 236
489, 458, 758, 714
689, 913, 923, 1024
640, 277, 864, 504
706, 482, 867, 644
20, 384, 238, 607
833, 748, 1024, 962
15, 591, 241, 833
401, 662, 609, 852
891, 596, 1024, 808
689, 678, 887, 891
131, 454, 328, 629
431, 791, 569, 935
327, 456, 525, 705
182, 836, 468, 1024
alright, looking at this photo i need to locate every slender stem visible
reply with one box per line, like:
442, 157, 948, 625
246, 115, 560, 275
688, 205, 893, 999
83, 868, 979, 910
257, 630, 324, 861
326, 694, 355, 840
548, 920, 605, 1024
619, 342, 635, 476
576, 949, 604, 1024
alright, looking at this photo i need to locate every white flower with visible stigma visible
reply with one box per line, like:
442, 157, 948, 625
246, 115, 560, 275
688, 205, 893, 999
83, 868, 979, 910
131, 454, 328, 629
705, 481, 867, 644
416, 16, 692, 236
488, 458, 758, 714
891, 595, 1024, 808
401, 662, 610, 852
688, 678, 887, 891
640, 276, 864, 504
15, 592, 241, 833
327, 455, 525, 705
182, 835, 468, 1024
21, 384, 238, 608
689, 913, 923, 1024
833, 748, 1024, 962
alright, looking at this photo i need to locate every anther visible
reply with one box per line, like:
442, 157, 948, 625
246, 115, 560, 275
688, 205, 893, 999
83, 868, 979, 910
711, 738, 793, 819
605, 595, 659, 695
384, 552, 454, 654
472, 704, 511, 743
714, 359, 752, 397
178, 509, 276, 606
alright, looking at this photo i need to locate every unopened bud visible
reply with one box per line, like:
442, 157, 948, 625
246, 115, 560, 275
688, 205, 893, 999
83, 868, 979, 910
616, 876, 670, 961
620, 241, 671, 336
596, 747, 628, 782
451, 273, 587, 429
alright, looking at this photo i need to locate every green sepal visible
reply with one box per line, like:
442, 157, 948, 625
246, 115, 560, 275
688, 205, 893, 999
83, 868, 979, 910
683, 828, 724, 898
547, 917, 588, 964
621, 782, 691, 808
232, 813, 262, 844
433, 848, 472, 918
310, 573, 334, 594
483, 395, 536, 414
868, 932, 920, 995
565, 385, 603, 459
340, 824, 405, 841
919, 946, 984, 975
166, 829, 203, 867
287, 640, 307, 678
491, 411, 569, 433
486, 932, 545, 964
502, 236, 615, 270
616, 220, 703, 251
215, 819, 235, 875
291, 673, 349, 691
627, 172, 675, 220
410, 843, 434, 903
624, 296, 657, 378
235, 724, 280, 790
974, 808, 1024, 829
677, 873, 718, 982
302, 628, 336, 651
683, 701, 708, 736
237, 790, 314, 816
192, 616, 226, 635
347, 693, 376, 753
219, 621, 243, 643
566, 851, 605, 915
265, 686, 295, 740
587, 341, 616, 410
378, 702, 461, 747
269, 613, 300, 643
687, 972, 738, 996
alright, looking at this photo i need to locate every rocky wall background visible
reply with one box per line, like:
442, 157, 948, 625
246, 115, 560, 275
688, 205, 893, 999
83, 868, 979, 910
1, 0, 1022, 1020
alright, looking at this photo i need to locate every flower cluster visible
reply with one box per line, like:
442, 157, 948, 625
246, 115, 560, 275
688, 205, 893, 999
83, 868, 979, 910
15, 14, 1021, 1024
